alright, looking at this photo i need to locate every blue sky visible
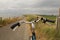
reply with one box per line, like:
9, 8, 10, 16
0, 0, 60, 17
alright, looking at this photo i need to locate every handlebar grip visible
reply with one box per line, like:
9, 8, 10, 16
11, 22, 20, 29
46, 19, 55, 23
41, 17, 55, 23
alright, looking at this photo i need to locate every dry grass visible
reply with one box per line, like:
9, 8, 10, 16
0, 17, 22, 27
24, 14, 57, 40
35, 21, 56, 40
0, 14, 58, 40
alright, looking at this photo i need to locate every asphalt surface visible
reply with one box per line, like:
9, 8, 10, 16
0, 23, 32, 40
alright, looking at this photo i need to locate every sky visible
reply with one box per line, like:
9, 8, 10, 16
0, 0, 60, 17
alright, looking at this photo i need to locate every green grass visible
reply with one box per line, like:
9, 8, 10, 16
40, 15, 56, 20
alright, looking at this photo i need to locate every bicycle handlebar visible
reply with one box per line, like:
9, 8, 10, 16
41, 17, 55, 23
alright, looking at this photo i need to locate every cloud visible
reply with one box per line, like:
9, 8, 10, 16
0, 0, 40, 9
0, 0, 59, 17
35, 0, 60, 8
0, 0, 60, 9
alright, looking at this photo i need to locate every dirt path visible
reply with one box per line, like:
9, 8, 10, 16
0, 23, 32, 40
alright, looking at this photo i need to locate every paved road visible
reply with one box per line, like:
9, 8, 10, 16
0, 23, 32, 40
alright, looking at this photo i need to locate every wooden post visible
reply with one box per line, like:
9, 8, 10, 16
59, 8, 60, 16
58, 8, 60, 29
55, 8, 60, 40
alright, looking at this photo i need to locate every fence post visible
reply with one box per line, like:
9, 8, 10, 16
55, 8, 60, 40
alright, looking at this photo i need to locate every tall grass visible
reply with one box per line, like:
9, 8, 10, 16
0, 17, 22, 27
23, 14, 38, 21
0, 14, 58, 40
25, 14, 57, 40
35, 21, 56, 40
